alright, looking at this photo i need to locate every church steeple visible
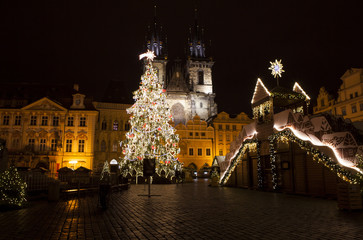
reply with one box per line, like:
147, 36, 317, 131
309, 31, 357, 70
188, 9, 207, 60
145, 5, 167, 59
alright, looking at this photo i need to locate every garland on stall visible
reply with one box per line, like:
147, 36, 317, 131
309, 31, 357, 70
269, 139, 279, 190
256, 141, 263, 189
220, 139, 259, 185
269, 129, 363, 187
270, 92, 306, 100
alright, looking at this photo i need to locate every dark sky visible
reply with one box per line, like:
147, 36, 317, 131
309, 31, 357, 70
1, 1, 363, 116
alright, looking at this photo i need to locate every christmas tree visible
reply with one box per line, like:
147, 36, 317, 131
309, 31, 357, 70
0, 166, 27, 207
121, 50, 181, 179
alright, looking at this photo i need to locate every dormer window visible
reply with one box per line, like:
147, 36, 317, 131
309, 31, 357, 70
71, 93, 86, 109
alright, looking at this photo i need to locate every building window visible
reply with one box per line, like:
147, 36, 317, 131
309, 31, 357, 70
189, 148, 194, 156
352, 104, 357, 113
201, 132, 206, 137
14, 116, 21, 126
232, 125, 236, 131
219, 149, 223, 156
200, 102, 203, 108
124, 123, 130, 131
101, 140, 106, 152
226, 134, 230, 141
41, 116, 48, 126
112, 141, 118, 152
341, 107, 346, 116
51, 139, 57, 151
198, 148, 202, 156
30, 116, 37, 126
218, 124, 222, 130
189, 132, 193, 137
66, 140, 72, 152
78, 140, 85, 152
40, 139, 46, 151
195, 132, 199, 137
360, 103, 363, 111
226, 125, 230, 131
355, 92, 358, 97
321, 99, 325, 107
3, 116, 9, 125
219, 134, 223, 141
67, 117, 74, 126
53, 116, 59, 126
101, 120, 107, 130
80, 117, 86, 127
233, 135, 237, 141
28, 139, 35, 150
198, 70, 204, 85
113, 121, 118, 131
12, 138, 20, 149
206, 148, 211, 156
350, 94, 353, 99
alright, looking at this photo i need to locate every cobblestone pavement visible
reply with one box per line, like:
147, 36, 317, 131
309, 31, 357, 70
1, 179, 363, 240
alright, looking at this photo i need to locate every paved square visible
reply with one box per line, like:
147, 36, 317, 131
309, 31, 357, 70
1, 179, 363, 239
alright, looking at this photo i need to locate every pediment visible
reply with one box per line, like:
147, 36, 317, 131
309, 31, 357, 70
22, 97, 67, 112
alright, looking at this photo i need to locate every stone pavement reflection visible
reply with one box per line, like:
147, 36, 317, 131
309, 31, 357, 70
1, 179, 363, 239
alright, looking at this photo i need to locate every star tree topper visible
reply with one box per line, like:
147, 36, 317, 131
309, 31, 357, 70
139, 50, 156, 61
269, 59, 285, 78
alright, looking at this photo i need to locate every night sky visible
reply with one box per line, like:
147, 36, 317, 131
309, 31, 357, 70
1, 1, 363, 116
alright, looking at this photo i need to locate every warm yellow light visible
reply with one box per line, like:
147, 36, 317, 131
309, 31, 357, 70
69, 160, 78, 164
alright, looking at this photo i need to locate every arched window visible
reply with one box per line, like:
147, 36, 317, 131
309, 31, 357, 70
101, 140, 106, 152
113, 121, 118, 131
112, 141, 118, 152
101, 120, 107, 130
198, 70, 204, 85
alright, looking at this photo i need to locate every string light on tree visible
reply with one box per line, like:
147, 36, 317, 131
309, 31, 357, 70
268, 59, 285, 86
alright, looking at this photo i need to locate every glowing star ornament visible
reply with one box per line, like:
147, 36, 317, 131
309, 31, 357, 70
139, 50, 156, 61
269, 59, 285, 78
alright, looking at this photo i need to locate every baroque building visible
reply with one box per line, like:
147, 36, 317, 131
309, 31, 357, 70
93, 102, 131, 172
313, 68, 363, 122
0, 83, 98, 175
175, 115, 214, 171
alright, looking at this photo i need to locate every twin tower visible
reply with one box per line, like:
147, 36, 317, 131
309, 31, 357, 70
144, 8, 217, 125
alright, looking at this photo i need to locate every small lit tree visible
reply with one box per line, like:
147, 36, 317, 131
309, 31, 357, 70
0, 166, 27, 207
121, 50, 181, 180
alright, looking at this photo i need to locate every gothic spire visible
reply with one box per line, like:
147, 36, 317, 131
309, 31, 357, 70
188, 8, 207, 59
145, 5, 167, 59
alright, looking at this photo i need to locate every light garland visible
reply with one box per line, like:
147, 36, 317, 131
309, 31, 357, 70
220, 139, 259, 185
269, 129, 363, 187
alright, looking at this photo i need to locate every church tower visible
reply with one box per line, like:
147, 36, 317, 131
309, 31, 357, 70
145, 6, 168, 87
185, 9, 217, 120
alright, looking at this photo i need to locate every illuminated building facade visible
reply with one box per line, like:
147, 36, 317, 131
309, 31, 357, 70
313, 68, 363, 122
0, 84, 98, 175
211, 112, 252, 158
93, 102, 131, 172
144, 9, 217, 125
175, 115, 214, 171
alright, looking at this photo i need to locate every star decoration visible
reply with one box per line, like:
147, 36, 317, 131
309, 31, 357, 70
268, 59, 285, 78
139, 50, 156, 61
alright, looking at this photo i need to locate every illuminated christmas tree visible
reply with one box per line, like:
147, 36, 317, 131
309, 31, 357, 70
0, 166, 27, 207
121, 50, 181, 180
